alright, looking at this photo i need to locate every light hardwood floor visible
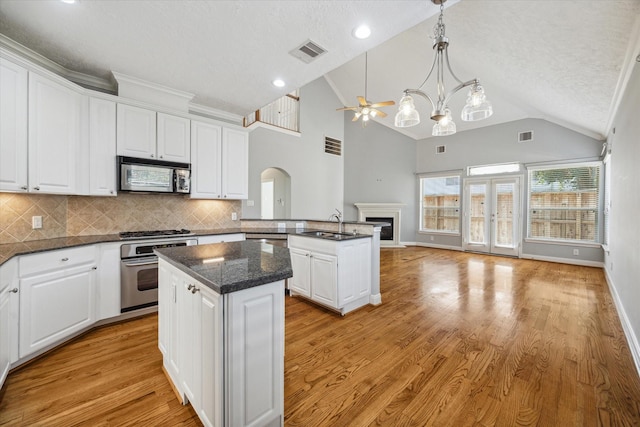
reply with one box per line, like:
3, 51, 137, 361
1, 247, 639, 426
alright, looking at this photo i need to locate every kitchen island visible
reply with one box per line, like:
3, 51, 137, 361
155, 241, 292, 427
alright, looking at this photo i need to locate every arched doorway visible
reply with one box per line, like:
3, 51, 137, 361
260, 168, 291, 219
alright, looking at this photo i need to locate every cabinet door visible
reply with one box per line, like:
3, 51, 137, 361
19, 264, 95, 357
221, 128, 248, 199
289, 248, 311, 297
225, 281, 284, 427
89, 97, 117, 196
190, 121, 222, 199
310, 253, 338, 308
0, 285, 16, 389
116, 104, 156, 158
179, 278, 201, 407
97, 242, 121, 320
28, 73, 87, 194
157, 113, 190, 163
158, 260, 171, 358
199, 286, 223, 427
0, 58, 28, 192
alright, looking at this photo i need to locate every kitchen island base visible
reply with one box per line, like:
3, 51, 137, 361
158, 258, 284, 427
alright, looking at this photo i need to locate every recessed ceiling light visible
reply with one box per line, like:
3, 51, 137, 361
272, 79, 285, 88
353, 25, 371, 40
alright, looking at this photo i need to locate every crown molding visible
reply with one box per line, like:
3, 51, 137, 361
189, 103, 244, 125
0, 33, 116, 92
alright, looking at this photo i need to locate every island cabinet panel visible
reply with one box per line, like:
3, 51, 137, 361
288, 248, 311, 297
225, 281, 284, 427
157, 259, 284, 427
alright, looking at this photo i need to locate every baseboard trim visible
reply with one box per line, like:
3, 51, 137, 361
603, 267, 640, 376
412, 242, 464, 251
520, 253, 604, 268
369, 293, 382, 305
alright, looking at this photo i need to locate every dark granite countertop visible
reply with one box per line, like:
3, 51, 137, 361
0, 226, 373, 266
155, 241, 293, 294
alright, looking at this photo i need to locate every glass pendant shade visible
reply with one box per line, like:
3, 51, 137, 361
394, 95, 420, 127
432, 109, 456, 136
461, 85, 493, 121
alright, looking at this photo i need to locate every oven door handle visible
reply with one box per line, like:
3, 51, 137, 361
122, 257, 159, 267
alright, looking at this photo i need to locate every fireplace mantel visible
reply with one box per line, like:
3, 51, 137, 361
355, 203, 405, 248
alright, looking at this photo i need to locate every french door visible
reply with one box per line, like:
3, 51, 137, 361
463, 177, 520, 256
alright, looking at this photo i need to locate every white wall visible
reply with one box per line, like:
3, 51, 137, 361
243, 77, 344, 220
605, 61, 640, 371
342, 115, 416, 243
415, 118, 604, 262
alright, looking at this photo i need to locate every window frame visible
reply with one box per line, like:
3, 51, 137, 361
418, 171, 462, 235
526, 161, 603, 245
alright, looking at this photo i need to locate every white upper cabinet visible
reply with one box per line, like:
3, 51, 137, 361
0, 59, 28, 192
117, 104, 190, 163
190, 120, 222, 199
28, 72, 88, 194
157, 112, 190, 163
221, 127, 249, 200
116, 104, 157, 159
191, 122, 248, 200
89, 97, 117, 196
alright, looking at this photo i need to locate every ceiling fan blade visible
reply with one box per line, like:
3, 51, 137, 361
352, 113, 362, 122
369, 100, 395, 108
372, 109, 387, 118
336, 106, 358, 111
357, 96, 368, 107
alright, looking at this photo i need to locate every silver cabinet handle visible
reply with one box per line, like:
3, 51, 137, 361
20, 185, 27, 190
33, 186, 40, 191
92, 266, 97, 270
150, 154, 154, 158
191, 286, 199, 294
159, 155, 163, 159
187, 284, 195, 291
61, 257, 69, 261
10, 288, 18, 293
110, 190, 114, 194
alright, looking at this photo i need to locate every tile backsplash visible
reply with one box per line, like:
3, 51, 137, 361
0, 192, 240, 244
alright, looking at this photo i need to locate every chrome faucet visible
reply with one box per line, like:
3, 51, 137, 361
329, 208, 343, 233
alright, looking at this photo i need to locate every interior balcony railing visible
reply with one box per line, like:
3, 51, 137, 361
244, 91, 300, 133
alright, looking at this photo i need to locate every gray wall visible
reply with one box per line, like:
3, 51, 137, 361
605, 61, 640, 368
243, 77, 344, 220
342, 116, 416, 243
415, 118, 604, 263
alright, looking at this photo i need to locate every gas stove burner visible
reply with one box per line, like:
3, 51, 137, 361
119, 229, 194, 240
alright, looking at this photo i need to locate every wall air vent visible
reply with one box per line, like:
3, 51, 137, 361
436, 145, 446, 154
324, 136, 342, 156
290, 39, 327, 64
518, 131, 534, 143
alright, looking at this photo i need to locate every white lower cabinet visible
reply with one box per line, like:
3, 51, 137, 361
197, 233, 245, 245
158, 259, 284, 427
288, 236, 372, 315
0, 258, 19, 390
18, 247, 96, 358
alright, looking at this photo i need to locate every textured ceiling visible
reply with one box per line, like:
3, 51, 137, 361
0, 1, 638, 140
328, 1, 640, 140
0, 0, 431, 116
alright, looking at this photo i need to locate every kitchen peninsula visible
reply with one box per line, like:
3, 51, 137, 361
155, 240, 292, 427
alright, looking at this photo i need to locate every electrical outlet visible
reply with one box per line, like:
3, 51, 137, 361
231, 212, 238, 221
573, 249, 579, 256
295, 222, 304, 231
277, 222, 286, 230
32, 216, 42, 229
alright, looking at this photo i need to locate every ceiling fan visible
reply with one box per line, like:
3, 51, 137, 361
337, 52, 395, 124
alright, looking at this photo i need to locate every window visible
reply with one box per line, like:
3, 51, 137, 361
468, 162, 521, 176
419, 173, 461, 234
527, 162, 601, 243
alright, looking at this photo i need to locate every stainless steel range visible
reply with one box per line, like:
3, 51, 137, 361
119, 229, 197, 312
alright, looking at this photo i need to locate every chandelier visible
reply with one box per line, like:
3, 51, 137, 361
394, 0, 493, 136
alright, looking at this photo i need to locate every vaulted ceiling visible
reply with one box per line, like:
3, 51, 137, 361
1, 0, 638, 141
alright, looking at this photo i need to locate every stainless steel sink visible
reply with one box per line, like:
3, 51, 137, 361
299, 230, 353, 240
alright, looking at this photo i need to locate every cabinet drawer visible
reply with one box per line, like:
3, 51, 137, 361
20, 246, 96, 276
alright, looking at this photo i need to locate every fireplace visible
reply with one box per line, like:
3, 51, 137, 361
365, 217, 394, 241
355, 203, 405, 247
